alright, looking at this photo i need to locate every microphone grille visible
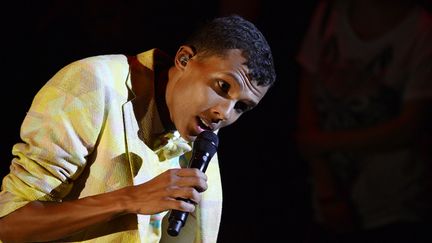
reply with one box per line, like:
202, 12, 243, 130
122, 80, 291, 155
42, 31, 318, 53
194, 131, 219, 156
196, 130, 219, 147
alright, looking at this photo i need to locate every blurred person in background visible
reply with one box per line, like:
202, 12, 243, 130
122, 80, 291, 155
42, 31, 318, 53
295, 0, 432, 242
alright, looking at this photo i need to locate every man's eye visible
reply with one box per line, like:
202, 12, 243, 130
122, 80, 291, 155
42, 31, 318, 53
217, 80, 230, 93
234, 102, 250, 113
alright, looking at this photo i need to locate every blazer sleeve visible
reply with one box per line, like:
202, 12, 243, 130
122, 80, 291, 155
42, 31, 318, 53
0, 58, 108, 217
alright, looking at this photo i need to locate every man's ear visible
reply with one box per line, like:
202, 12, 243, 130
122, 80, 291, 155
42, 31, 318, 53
175, 45, 195, 68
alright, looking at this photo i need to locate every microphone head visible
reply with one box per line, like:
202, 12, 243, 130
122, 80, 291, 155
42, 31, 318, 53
194, 130, 219, 156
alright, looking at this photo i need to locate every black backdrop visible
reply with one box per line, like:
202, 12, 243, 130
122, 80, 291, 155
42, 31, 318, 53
1, 1, 317, 242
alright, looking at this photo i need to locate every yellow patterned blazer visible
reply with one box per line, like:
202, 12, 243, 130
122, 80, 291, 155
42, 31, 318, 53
0, 49, 223, 243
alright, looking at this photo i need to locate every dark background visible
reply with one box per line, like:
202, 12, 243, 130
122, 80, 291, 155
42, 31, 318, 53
0, 1, 317, 242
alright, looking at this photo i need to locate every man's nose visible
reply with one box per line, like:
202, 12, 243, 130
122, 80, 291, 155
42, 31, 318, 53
210, 101, 235, 124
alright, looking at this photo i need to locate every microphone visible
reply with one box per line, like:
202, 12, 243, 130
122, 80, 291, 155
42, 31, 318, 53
167, 130, 219, 237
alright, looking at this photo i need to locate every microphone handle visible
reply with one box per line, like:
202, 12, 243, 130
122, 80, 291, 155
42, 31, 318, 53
167, 152, 210, 236
167, 206, 190, 236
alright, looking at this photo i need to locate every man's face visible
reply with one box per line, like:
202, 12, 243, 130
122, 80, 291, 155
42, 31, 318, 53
166, 49, 269, 142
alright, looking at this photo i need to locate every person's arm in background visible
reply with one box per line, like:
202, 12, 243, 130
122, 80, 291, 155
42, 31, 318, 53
297, 71, 431, 157
296, 70, 336, 200
296, 70, 355, 233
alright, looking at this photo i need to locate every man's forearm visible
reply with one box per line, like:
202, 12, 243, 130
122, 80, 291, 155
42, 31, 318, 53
0, 187, 131, 242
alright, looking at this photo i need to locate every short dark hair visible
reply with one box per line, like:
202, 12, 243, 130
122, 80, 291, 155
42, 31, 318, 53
185, 15, 276, 87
